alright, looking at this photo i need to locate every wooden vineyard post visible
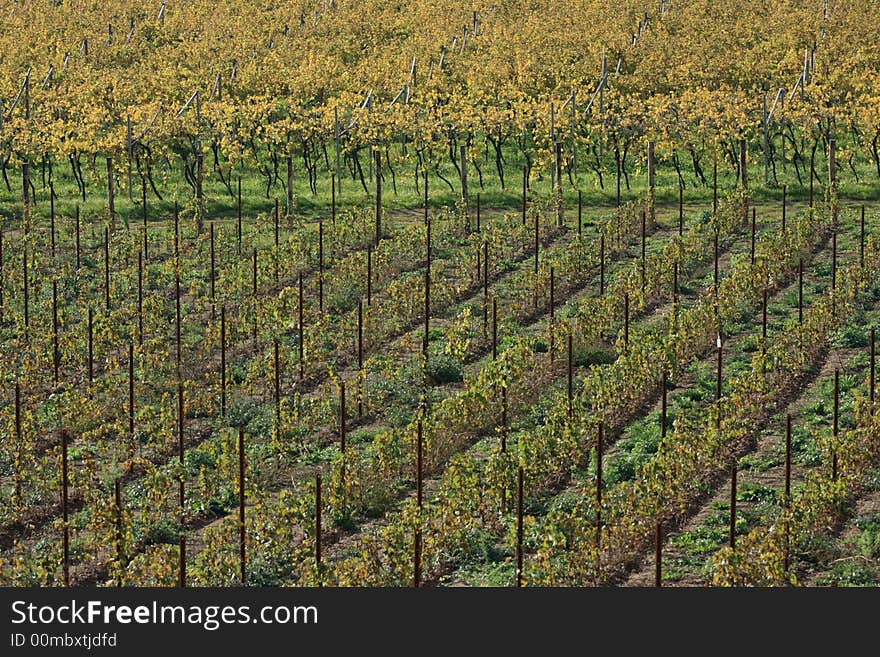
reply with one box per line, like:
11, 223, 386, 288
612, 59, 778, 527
414, 523, 422, 589
647, 140, 655, 226
196, 153, 204, 234
716, 333, 723, 407
784, 414, 792, 574
871, 328, 875, 412
596, 421, 603, 555
729, 460, 737, 549
179, 536, 186, 588
623, 292, 629, 353
461, 143, 469, 230
516, 465, 524, 588
476, 191, 481, 233
286, 155, 294, 220
178, 382, 185, 515
332, 174, 336, 226
476, 243, 481, 290
251, 249, 258, 346
554, 141, 563, 228
615, 149, 621, 208
375, 150, 382, 246
127, 114, 133, 204
416, 418, 423, 509
367, 245, 372, 305
23, 241, 28, 340
107, 156, 115, 226
712, 156, 717, 214
14, 383, 21, 510
750, 207, 756, 265
599, 235, 605, 296
358, 300, 363, 418
210, 223, 215, 318
75, 206, 81, 269
424, 218, 431, 362
673, 261, 679, 306
298, 272, 304, 381
104, 226, 110, 311
809, 151, 814, 210
533, 212, 539, 309
861, 206, 865, 267
798, 258, 804, 324
62, 428, 69, 586
567, 333, 573, 420
501, 385, 508, 453
115, 478, 123, 586
782, 184, 787, 233
492, 297, 498, 360
128, 342, 134, 440
832, 369, 839, 481
50, 188, 56, 258
762, 287, 768, 342
239, 428, 246, 585
661, 371, 667, 438
654, 522, 662, 587
832, 222, 838, 293
577, 190, 582, 237
521, 165, 527, 225
641, 209, 646, 291
832, 222, 838, 318
175, 201, 181, 260
142, 176, 148, 261
86, 306, 94, 389
829, 139, 837, 223
339, 380, 347, 516
339, 380, 346, 453
483, 241, 489, 337
52, 281, 59, 384
221, 306, 226, 418
415, 416, 424, 588
137, 251, 143, 346
678, 183, 684, 236
549, 267, 555, 361
713, 227, 719, 296
273, 340, 281, 439
315, 473, 322, 584
498, 395, 507, 517
319, 220, 324, 313
176, 268, 182, 377
0, 229, 3, 323
740, 138, 748, 221
237, 176, 242, 256
334, 106, 342, 198
21, 160, 29, 233
423, 171, 428, 226
273, 199, 280, 284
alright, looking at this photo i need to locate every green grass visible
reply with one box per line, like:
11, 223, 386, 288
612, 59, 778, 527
815, 560, 876, 586
3, 147, 880, 231
739, 450, 783, 473
604, 415, 662, 485
855, 515, 880, 559
670, 525, 728, 556
736, 482, 778, 504
451, 560, 515, 587
572, 340, 616, 367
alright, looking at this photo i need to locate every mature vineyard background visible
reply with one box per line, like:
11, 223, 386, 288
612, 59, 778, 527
1, 0, 880, 587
